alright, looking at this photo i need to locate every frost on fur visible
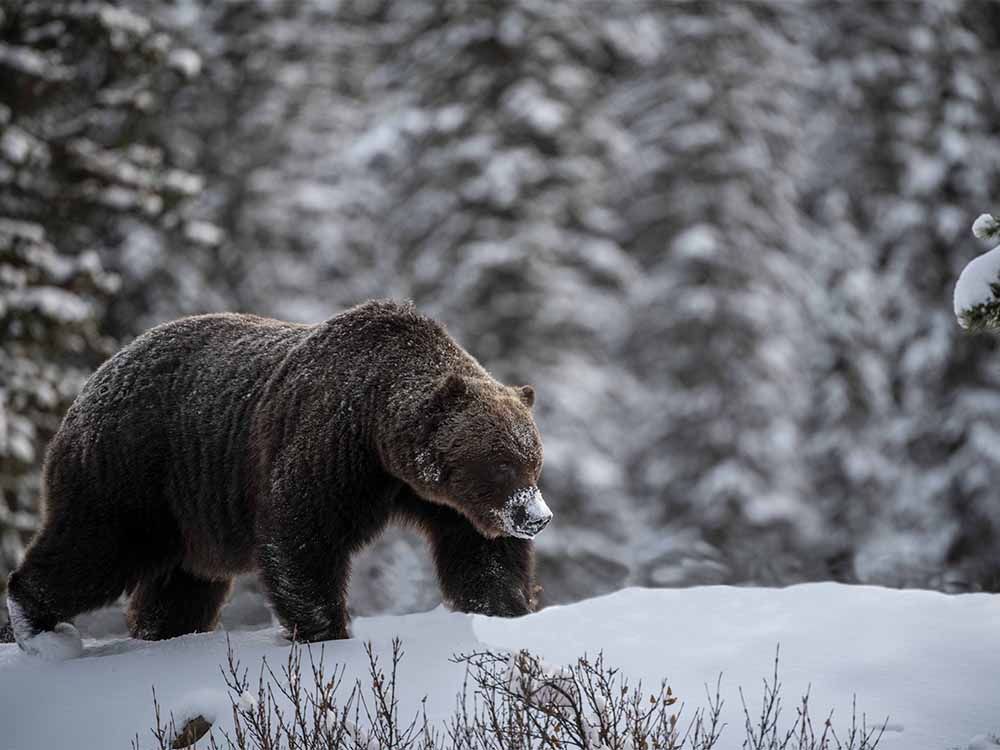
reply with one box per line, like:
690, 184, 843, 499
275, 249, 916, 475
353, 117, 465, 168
493, 486, 552, 539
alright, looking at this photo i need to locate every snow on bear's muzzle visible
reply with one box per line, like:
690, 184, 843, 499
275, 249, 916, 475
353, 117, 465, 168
499, 486, 552, 539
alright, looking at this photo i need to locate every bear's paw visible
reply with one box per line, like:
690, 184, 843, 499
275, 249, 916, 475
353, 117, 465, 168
20, 622, 85, 661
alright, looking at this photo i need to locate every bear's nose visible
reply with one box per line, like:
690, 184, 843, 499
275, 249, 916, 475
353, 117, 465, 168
503, 486, 554, 538
518, 487, 552, 536
522, 513, 551, 535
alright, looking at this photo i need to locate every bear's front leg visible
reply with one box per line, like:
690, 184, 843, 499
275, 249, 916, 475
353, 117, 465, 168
395, 489, 537, 616
257, 539, 352, 641
254, 442, 398, 641
440, 532, 537, 616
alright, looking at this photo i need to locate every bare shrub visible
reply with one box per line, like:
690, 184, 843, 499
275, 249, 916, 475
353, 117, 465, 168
135, 640, 886, 750
739, 648, 886, 750
448, 648, 723, 750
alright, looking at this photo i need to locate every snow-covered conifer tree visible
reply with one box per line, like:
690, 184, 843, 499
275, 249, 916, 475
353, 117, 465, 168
0, 1, 203, 582
799, 0, 1000, 589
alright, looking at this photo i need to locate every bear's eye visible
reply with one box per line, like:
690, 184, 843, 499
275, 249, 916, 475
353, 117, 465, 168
494, 462, 516, 483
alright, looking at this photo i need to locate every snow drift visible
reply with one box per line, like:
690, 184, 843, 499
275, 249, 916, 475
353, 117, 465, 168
1, 583, 998, 750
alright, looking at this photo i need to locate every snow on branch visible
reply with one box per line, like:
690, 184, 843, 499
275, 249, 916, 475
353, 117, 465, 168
955, 213, 1000, 332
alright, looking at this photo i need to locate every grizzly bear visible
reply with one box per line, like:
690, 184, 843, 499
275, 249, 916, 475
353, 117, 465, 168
5, 300, 551, 658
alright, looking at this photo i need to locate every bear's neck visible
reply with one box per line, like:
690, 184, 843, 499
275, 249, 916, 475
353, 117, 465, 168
308, 311, 487, 475
376, 360, 483, 475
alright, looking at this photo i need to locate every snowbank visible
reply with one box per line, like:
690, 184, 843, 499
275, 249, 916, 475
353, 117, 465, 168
1, 583, 998, 750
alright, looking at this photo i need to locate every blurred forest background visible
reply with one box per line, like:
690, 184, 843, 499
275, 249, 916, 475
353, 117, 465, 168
4, 0, 1000, 625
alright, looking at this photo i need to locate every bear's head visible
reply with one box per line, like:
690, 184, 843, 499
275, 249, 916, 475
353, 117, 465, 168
407, 374, 551, 540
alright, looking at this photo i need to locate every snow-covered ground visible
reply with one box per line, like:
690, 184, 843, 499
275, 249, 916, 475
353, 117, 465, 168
1, 583, 999, 750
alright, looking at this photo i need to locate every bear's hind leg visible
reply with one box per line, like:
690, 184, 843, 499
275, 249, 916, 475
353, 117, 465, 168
127, 567, 232, 640
7, 525, 130, 659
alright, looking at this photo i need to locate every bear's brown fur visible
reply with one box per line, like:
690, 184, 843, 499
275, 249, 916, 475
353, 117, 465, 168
6, 300, 548, 648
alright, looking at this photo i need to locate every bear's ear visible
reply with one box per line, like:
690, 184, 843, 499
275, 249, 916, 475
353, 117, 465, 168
441, 373, 468, 399
430, 374, 469, 414
518, 385, 535, 408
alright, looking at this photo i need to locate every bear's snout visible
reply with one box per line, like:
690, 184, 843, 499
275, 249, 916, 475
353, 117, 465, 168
500, 486, 553, 539
519, 510, 551, 537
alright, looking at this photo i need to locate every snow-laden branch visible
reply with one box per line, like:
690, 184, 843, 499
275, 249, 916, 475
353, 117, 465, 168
955, 213, 1000, 331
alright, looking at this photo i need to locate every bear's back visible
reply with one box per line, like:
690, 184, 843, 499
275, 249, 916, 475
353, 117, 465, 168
61, 313, 311, 437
